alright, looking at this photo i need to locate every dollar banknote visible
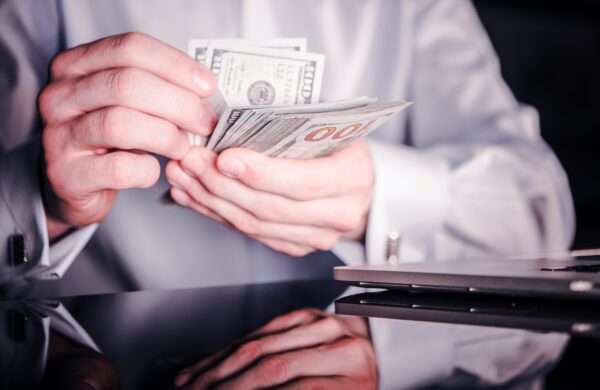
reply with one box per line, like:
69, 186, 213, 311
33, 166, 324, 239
162, 39, 411, 203
204, 44, 324, 106
183, 38, 410, 158
188, 38, 307, 64
209, 99, 411, 157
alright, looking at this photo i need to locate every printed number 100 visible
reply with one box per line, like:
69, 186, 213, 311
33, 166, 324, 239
304, 120, 377, 142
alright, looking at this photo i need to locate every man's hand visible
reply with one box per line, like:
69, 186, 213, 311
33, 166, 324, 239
173, 308, 377, 389
39, 32, 217, 240
165, 140, 374, 256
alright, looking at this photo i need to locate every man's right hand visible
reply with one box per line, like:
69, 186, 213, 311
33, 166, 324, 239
38, 32, 217, 240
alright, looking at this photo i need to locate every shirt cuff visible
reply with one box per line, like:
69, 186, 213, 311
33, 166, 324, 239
365, 140, 450, 264
369, 318, 455, 389
29, 221, 98, 281
0, 138, 48, 285
331, 239, 366, 266
0, 137, 96, 285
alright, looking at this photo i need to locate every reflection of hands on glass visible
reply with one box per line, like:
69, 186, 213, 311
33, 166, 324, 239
44, 330, 119, 390
166, 139, 374, 257
173, 308, 377, 389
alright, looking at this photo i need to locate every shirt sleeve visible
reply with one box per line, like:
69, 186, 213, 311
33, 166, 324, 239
370, 318, 568, 390
0, 0, 96, 288
364, 0, 574, 265
360, 0, 575, 387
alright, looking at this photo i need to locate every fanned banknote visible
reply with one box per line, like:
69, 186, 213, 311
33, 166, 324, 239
163, 39, 411, 203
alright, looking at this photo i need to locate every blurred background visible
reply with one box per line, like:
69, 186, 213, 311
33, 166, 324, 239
473, 1, 600, 387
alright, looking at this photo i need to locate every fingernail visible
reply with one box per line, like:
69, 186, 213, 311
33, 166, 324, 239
185, 152, 206, 176
197, 104, 217, 135
193, 67, 217, 95
218, 155, 245, 179
186, 131, 207, 147
169, 165, 191, 187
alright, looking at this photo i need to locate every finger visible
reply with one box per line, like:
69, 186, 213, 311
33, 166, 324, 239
169, 186, 231, 227
41, 67, 216, 135
70, 107, 189, 160
181, 149, 367, 231
64, 151, 160, 195
175, 309, 324, 387
168, 159, 343, 251
252, 308, 326, 336
215, 140, 373, 201
50, 32, 216, 96
190, 316, 352, 389
251, 236, 316, 257
279, 377, 360, 390
213, 337, 369, 390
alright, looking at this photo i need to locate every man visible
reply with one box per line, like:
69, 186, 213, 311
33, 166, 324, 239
0, 0, 574, 388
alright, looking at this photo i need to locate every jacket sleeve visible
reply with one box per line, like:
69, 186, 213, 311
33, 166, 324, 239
363, 1, 573, 388
365, 0, 574, 264
0, 0, 96, 288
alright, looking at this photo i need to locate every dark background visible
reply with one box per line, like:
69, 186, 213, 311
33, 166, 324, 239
474, 0, 600, 249
473, 1, 599, 387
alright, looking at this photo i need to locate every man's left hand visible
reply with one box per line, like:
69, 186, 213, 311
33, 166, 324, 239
165, 140, 374, 256
173, 309, 377, 389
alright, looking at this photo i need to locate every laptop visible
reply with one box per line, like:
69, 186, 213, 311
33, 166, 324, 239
334, 250, 600, 300
334, 290, 600, 337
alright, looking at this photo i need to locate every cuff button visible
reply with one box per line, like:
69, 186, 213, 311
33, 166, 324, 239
8, 234, 28, 266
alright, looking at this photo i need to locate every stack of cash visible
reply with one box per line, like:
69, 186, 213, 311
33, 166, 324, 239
186, 39, 411, 159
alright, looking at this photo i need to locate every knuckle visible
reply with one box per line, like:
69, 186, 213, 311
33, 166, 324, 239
43, 124, 70, 161
199, 174, 223, 196
162, 123, 182, 153
259, 356, 288, 383
48, 52, 66, 79
98, 108, 124, 144
239, 164, 262, 187
164, 162, 180, 185
111, 32, 147, 56
340, 336, 363, 352
237, 341, 262, 362
37, 83, 61, 121
233, 214, 260, 235
321, 316, 345, 334
255, 196, 285, 222
186, 181, 205, 204
108, 67, 139, 100
289, 245, 312, 257
311, 232, 339, 251
335, 210, 363, 232
108, 154, 132, 187
143, 157, 161, 187
42, 124, 58, 151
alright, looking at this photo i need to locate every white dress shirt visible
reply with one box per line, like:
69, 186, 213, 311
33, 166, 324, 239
0, 0, 574, 388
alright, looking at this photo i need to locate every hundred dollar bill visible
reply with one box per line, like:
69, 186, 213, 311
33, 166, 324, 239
162, 38, 412, 204
163, 98, 410, 204
188, 38, 307, 64
262, 101, 412, 158
208, 97, 376, 151
184, 39, 319, 148
204, 44, 324, 106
